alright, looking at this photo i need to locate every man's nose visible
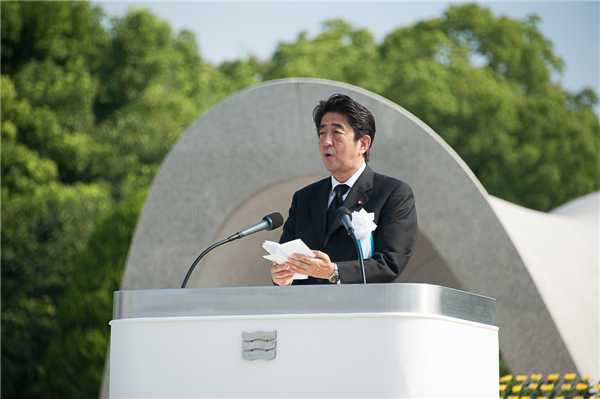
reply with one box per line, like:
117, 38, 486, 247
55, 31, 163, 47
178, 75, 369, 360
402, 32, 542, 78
323, 132, 334, 145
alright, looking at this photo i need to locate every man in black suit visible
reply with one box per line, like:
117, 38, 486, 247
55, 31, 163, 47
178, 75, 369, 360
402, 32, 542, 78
270, 94, 417, 285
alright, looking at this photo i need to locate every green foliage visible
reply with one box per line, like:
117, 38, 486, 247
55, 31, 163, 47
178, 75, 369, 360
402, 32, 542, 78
378, 4, 599, 211
1, 73, 113, 399
1, 7, 115, 397
40, 188, 148, 399
499, 354, 511, 377
91, 7, 254, 198
95, 8, 189, 120
1, 1, 109, 76
263, 19, 383, 93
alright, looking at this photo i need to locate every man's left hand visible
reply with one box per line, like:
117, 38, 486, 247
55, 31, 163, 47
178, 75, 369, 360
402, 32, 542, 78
284, 250, 334, 279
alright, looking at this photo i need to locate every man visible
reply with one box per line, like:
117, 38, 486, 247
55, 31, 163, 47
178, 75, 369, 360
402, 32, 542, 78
271, 93, 417, 285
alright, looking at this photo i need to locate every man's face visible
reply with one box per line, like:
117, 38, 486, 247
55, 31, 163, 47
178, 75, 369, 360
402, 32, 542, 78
318, 112, 370, 182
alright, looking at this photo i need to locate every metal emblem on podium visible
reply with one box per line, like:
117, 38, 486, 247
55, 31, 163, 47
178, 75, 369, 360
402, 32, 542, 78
242, 331, 276, 360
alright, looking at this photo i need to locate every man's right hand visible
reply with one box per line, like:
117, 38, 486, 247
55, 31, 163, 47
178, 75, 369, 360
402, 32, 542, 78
270, 261, 294, 286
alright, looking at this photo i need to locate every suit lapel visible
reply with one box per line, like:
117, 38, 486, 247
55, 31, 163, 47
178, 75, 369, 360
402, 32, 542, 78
324, 164, 374, 243
344, 164, 373, 213
310, 178, 331, 245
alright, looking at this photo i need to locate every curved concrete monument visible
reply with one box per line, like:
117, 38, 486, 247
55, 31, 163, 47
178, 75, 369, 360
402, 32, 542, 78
110, 79, 598, 388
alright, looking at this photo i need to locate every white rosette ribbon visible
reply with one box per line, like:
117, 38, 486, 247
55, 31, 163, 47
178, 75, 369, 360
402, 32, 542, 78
351, 209, 377, 259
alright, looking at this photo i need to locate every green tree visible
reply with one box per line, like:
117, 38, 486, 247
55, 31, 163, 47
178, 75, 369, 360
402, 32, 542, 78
1, 9, 115, 397
94, 8, 196, 121
40, 188, 148, 399
263, 19, 384, 93
1, 75, 112, 399
378, 4, 599, 210
1, 1, 109, 77
93, 8, 244, 198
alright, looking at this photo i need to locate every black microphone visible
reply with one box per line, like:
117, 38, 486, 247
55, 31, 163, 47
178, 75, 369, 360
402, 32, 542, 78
181, 212, 284, 288
227, 212, 284, 241
336, 207, 354, 235
336, 207, 367, 284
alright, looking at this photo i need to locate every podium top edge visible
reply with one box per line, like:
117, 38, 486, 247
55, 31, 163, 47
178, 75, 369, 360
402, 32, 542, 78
113, 283, 496, 326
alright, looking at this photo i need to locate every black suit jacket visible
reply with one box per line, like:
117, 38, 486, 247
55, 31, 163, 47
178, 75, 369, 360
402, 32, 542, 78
279, 164, 417, 284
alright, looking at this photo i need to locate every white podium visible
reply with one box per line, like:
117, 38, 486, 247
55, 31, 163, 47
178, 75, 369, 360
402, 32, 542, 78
109, 284, 498, 398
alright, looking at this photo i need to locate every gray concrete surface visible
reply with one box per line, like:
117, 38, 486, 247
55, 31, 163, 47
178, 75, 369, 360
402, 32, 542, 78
489, 192, 599, 380
102, 79, 596, 397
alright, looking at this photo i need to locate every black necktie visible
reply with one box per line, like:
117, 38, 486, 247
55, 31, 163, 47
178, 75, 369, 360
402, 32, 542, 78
327, 184, 350, 230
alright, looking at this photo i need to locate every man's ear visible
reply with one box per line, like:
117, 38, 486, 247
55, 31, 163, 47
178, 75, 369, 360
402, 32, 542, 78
359, 135, 371, 156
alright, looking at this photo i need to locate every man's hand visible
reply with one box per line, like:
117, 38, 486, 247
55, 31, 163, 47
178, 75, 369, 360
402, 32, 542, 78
270, 261, 294, 286
284, 250, 335, 279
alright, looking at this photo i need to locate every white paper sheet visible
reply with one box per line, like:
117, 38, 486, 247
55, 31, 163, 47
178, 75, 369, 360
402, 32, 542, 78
262, 239, 315, 280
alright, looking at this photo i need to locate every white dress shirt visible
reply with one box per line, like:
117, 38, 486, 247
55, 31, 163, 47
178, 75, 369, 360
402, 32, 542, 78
328, 162, 367, 208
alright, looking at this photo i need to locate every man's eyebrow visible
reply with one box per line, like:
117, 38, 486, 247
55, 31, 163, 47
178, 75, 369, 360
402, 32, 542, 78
320, 122, 346, 129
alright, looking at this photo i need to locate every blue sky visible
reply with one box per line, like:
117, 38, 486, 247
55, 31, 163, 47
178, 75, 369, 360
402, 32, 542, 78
95, 1, 599, 106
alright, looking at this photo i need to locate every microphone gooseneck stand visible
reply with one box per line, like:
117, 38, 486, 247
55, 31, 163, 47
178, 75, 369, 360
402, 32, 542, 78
351, 231, 367, 284
181, 212, 283, 288
336, 207, 367, 284
181, 236, 235, 289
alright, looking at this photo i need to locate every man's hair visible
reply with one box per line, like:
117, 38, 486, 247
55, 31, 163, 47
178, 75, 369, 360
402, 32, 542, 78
312, 93, 376, 162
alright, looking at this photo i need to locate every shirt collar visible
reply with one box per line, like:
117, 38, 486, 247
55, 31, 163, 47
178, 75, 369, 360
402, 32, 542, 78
330, 162, 366, 192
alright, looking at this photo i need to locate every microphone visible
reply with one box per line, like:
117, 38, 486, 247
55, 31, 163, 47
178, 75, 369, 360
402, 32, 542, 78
227, 212, 284, 241
181, 212, 284, 288
336, 207, 354, 235
336, 207, 367, 284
